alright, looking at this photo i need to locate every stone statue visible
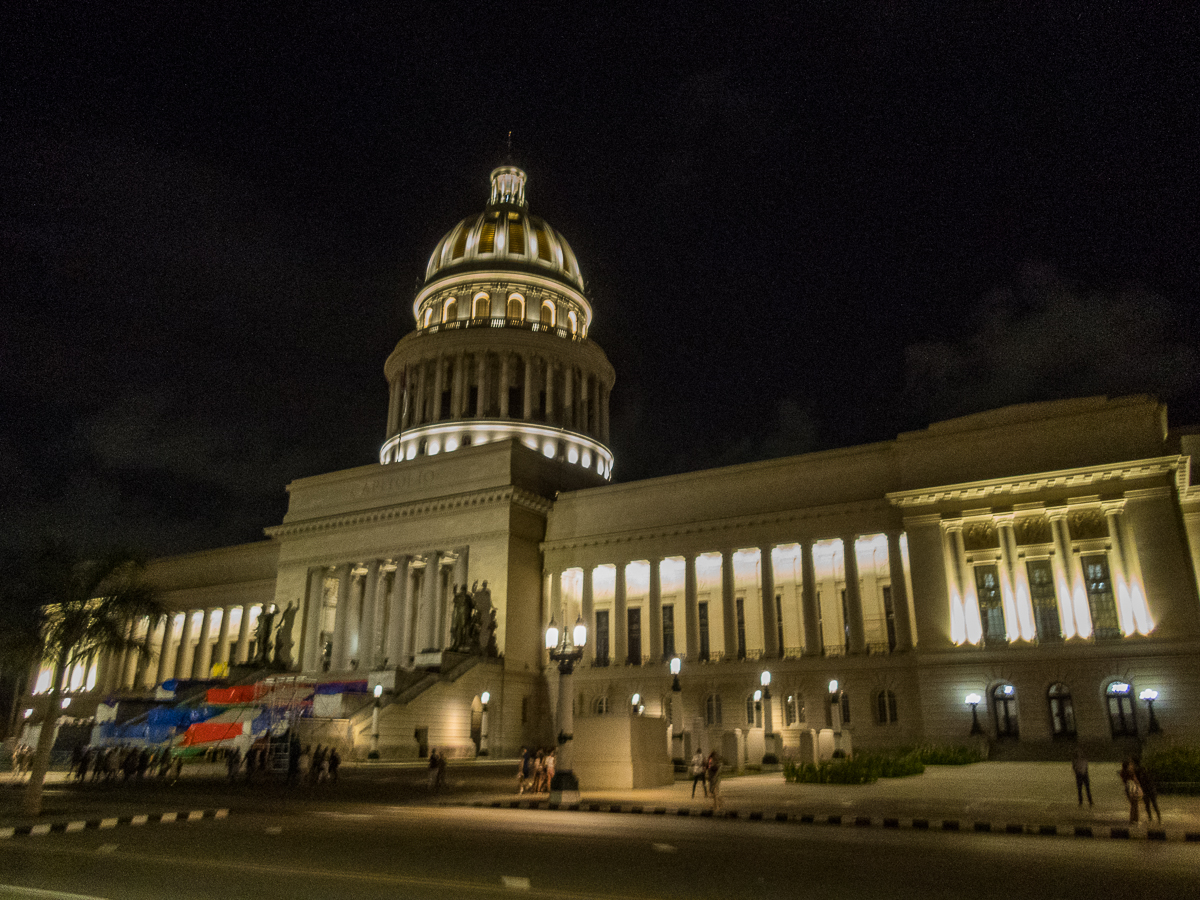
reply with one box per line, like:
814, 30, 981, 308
474, 580, 493, 653
274, 601, 298, 669
255, 605, 276, 665
449, 584, 474, 651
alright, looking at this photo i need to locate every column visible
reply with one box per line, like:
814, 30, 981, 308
996, 516, 1033, 640
415, 552, 442, 652
475, 352, 488, 417
175, 612, 196, 680
1112, 509, 1151, 634
331, 564, 353, 670
581, 565, 595, 664
564, 365, 574, 430
214, 606, 232, 667
886, 532, 914, 651
523, 354, 535, 420
800, 541, 821, 654
192, 607, 214, 678
1102, 505, 1136, 635
842, 535, 866, 654
452, 350, 466, 417
648, 558, 663, 661
399, 366, 412, 431
431, 354, 445, 422
580, 373, 591, 435
386, 557, 412, 666
1047, 512, 1082, 637
759, 546, 779, 659
684, 554, 700, 660
499, 352, 511, 418
236, 602, 253, 665
301, 568, 325, 671
720, 549, 737, 659
600, 384, 610, 444
386, 379, 400, 437
414, 360, 428, 426
545, 359, 556, 425
360, 559, 381, 670
156, 616, 175, 684
614, 562, 628, 664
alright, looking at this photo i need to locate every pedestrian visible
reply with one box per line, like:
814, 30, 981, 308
227, 746, 242, 781
707, 752, 722, 813
533, 749, 547, 792
328, 747, 341, 783
1119, 758, 1142, 824
428, 748, 441, 790
516, 747, 530, 794
1071, 750, 1092, 807
311, 746, 326, 784
690, 749, 707, 798
1133, 756, 1162, 824
544, 749, 555, 791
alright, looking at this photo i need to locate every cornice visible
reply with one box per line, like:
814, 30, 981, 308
887, 456, 1184, 509
266, 485, 552, 540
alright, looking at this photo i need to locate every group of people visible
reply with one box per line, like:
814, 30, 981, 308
690, 750, 723, 810
515, 747, 556, 793
1072, 751, 1162, 824
427, 748, 448, 790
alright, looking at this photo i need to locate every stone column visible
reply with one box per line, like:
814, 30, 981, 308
302, 568, 325, 671
648, 558, 663, 661
214, 606, 232, 667
600, 384, 610, 445
564, 365, 575, 430
176, 612, 196, 680
452, 350, 467, 418
1047, 512, 1081, 637
236, 602, 253, 665
191, 608, 213, 678
720, 549, 738, 659
684, 554, 699, 660
759, 546, 779, 659
475, 352, 488, 417
842, 535, 866, 654
415, 552, 442, 653
1111, 508, 1151, 634
581, 565, 595, 664
414, 360, 427, 427
386, 379, 400, 437
545, 358, 556, 425
431, 354, 445, 422
580, 373, 591, 436
499, 353, 511, 418
886, 532, 914, 652
385, 558, 410, 666
996, 516, 1031, 640
360, 560, 381, 670
330, 564, 353, 670
800, 541, 821, 654
523, 354, 535, 421
156, 616, 175, 684
614, 562, 628, 664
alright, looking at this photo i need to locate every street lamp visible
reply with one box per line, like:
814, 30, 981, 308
479, 691, 490, 756
966, 692, 983, 736
370, 683, 383, 758
829, 679, 842, 733
1139, 689, 1161, 734
670, 656, 682, 693
545, 613, 587, 799
760, 670, 774, 763
669, 656, 684, 762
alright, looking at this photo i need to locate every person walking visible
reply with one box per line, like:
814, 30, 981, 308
707, 752, 722, 813
1071, 750, 1093, 807
690, 749, 707, 798
1119, 758, 1142, 824
1133, 756, 1162, 824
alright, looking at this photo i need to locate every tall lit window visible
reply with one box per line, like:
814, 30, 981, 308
593, 696, 609, 715
507, 293, 524, 320
735, 597, 747, 660
992, 683, 1019, 738
540, 299, 555, 327
479, 215, 497, 253
1083, 556, 1122, 641
421, 308, 433, 328
567, 310, 578, 334
705, 693, 722, 726
1026, 559, 1062, 642
1048, 682, 1076, 738
698, 602, 710, 662
784, 693, 801, 726
662, 604, 675, 658
472, 292, 490, 319
627, 608, 642, 665
451, 224, 469, 259
974, 565, 1006, 644
507, 213, 525, 254
442, 297, 457, 323
746, 694, 761, 727
1106, 681, 1137, 737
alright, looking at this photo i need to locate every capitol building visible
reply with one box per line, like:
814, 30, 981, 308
31, 165, 1200, 782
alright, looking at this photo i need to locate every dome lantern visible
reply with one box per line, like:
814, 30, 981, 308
489, 166, 527, 208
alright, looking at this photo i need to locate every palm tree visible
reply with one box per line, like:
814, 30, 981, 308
17, 543, 163, 817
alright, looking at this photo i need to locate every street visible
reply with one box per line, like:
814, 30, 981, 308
1, 802, 1196, 900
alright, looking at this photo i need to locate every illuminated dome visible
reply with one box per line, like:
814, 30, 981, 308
423, 166, 585, 293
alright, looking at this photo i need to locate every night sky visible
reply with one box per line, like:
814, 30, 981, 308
3, 5, 1198, 559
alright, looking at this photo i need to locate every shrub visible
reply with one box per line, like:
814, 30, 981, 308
782, 744, 979, 785
912, 744, 984, 766
1142, 745, 1200, 794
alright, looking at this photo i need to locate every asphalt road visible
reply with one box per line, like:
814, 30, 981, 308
1, 802, 1196, 900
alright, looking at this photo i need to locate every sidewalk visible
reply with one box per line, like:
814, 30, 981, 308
5, 762, 1199, 842
447, 762, 1200, 842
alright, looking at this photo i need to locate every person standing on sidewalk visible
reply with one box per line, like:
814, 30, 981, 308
1119, 758, 1142, 824
1072, 750, 1093, 807
1133, 756, 1162, 824
690, 749, 707, 798
707, 752, 722, 813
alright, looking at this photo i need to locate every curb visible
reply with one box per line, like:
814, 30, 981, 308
0, 808, 229, 840
460, 800, 1200, 843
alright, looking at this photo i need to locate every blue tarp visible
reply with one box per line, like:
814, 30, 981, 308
146, 706, 219, 727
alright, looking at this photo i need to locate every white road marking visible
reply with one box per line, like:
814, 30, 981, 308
501, 875, 531, 890
652, 842, 677, 852
96, 843, 119, 854
65, 822, 85, 833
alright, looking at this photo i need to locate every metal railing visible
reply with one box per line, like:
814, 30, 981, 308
418, 316, 585, 341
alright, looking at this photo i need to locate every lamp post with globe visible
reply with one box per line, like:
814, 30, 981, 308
545, 614, 587, 800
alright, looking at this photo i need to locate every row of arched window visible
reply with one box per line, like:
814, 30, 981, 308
987, 680, 1144, 739
420, 292, 579, 334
